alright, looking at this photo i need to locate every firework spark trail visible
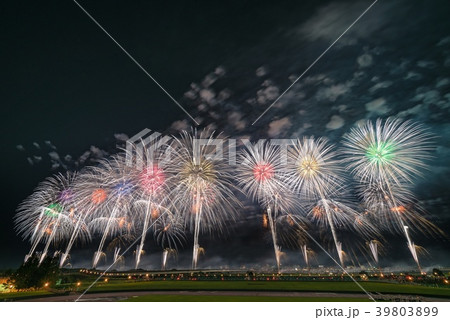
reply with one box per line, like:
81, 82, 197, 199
39, 208, 65, 265
287, 214, 376, 302
40, 180, 79, 264
134, 199, 185, 268
134, 199, 152, 269
60, 175, 109, 267
134, 192, 158, 269
59, 205, 95, 268
75, 212, 168, 302
15, 173, 78, 263
192, 188, 203, 269
92, 203, 121, 268
170, 129, 239, 270
161, 249, 177, 270
162, 251, 168, 269
237, 140, 293, 273
129, 137, 172, 269
60, 220, 81, 267
26, 211, 49, 262
154, 209, 186, 251
82, 156, 137, 269
286, 137, 350, 266
404, 225, 420, 270
162, 249, 169, 270
342, 118, 435, 271
113, 247, 121, 263
39, 206, 83, 265
323, 199, 344, 266
59, 209, 91, 267
301, 244, 309, 269
368, 240, 379, 265
25, 209, 54, 262
267, 207, 281, 271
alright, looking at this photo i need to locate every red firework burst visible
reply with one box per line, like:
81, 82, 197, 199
253, 162, 274, 182
140, 165, 165, 194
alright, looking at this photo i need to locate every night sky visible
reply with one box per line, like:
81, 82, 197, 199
1, 0, 449, 270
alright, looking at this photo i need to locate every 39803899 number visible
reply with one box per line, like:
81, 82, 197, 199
375, 306, 438, 317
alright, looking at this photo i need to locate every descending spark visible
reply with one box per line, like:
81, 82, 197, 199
368, 240, 379, 265
60, 186, 104, 267
404, 226, 420, 271
301, 244, 309, 269
162, 249, 168, 270
161, 248, 177, 270
336, 242, 344, 266
300, 245, 316, 270
113, 247, 122, 264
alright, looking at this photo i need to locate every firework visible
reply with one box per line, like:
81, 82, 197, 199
84, 155, 137, 268
154, 210, 186, 251
127, 138, 175, 269
237, 140, 294, 272
59, 172, 108, 267
113, 247, 125, 266
403, 225, 421, 270
284, 137, 373, 267
168, 129, 239, 269
285, 137, 343, 200
342, 118, 433, 184
15, 172, 80, 264
360, 180, 443, 237
367, 240, 383, 266
300, 245, 317, 270
275, 215, 308, 250
161, 248, 177, 270
342, 118, 435, 271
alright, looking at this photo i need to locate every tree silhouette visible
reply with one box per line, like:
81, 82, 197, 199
9, 255, 60, 290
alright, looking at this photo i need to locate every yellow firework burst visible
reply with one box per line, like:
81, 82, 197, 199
180, 159, 216, 184
298, 155, 320, 179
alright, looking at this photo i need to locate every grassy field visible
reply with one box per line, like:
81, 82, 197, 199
87, 280, 450, 297
124, 295, 371, 302
0, 290, 54, 301
2, 280, 449, 301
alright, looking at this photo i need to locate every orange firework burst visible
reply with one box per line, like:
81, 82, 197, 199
91, 189, 107, 205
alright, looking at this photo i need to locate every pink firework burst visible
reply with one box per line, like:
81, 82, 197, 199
253, 162, 275, 182
139, 165, 166, 194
